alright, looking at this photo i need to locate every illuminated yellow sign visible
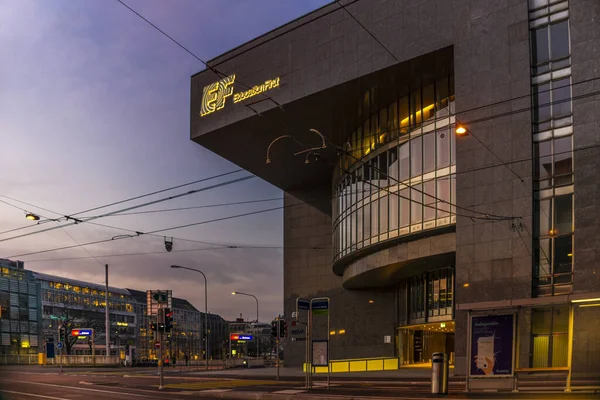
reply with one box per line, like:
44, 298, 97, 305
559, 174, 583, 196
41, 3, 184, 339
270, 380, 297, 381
200, 74, 236, 117
117, 322, 129, 327
233, 77, 280, 103
200, 75, 280, 117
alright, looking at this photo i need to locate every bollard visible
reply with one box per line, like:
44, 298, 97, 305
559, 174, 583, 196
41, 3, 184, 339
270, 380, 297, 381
431, 352, 449, 395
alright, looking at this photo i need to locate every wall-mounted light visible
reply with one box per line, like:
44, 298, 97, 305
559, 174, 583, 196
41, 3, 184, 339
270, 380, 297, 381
463, 283, 470, 288
368, 300, 374, 304
338, 329, 346, 335
455, 124, 468, 136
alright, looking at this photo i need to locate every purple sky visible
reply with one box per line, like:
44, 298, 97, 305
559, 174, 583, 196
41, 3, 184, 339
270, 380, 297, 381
0, 0, 331, 321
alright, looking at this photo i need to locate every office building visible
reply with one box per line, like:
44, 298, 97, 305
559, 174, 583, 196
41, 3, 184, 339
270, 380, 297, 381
190, 0, 600, 380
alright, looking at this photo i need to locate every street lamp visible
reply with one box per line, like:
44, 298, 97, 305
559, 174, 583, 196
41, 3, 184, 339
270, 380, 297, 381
25, 212, 40, 221
170, 265, 209, 371
231, 292, 259, 359
455, 123, 468, 136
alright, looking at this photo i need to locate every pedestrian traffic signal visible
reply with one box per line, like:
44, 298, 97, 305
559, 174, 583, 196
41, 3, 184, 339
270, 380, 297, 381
271, 320, 278, 337
279, 319, 287, 338
164, 308, 174, 332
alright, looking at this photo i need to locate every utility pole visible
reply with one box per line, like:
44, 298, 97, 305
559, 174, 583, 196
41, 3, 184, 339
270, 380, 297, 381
158, 306, 165, 390
105, 264, 110, 357
276, 316, 280, 380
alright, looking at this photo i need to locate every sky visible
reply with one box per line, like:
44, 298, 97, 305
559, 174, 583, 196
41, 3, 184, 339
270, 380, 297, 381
0, 0, 331, 321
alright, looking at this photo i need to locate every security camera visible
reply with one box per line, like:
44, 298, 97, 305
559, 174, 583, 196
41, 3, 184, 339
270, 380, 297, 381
164, 237, 173, 252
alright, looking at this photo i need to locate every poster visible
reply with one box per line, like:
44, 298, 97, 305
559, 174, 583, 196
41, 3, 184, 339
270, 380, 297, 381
470, 314, 514, 376
312, 340, 328, 366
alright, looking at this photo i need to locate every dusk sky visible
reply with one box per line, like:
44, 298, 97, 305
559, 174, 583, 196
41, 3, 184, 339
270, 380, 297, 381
0, 0, 331, 321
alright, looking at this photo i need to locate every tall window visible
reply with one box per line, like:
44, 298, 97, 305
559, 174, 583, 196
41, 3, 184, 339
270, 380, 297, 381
529, 0, 573, 296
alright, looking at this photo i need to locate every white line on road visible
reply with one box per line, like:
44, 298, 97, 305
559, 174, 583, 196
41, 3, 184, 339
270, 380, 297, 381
0, 390, 70, 400
273, 389, 307, 394
0, 380, 166, 399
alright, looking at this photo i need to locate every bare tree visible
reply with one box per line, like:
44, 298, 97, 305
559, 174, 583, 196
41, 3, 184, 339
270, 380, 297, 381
53, 305, 105, 355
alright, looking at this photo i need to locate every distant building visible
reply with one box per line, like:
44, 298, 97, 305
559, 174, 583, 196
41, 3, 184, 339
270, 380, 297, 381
127, 289, 229, 361
0, 265, 40, 354
34, 272, 136, 356
0, 259, 228, 361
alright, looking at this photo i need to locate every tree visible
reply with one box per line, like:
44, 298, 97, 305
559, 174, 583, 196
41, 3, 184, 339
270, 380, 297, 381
53, 305, 105, 355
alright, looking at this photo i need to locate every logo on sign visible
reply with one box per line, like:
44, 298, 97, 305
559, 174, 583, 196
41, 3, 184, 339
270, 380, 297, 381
230, 334, 253, 341
200, 74, 280, 117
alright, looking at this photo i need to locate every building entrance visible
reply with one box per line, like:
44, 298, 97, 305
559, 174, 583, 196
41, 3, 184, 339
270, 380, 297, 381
398, 321, 455, 365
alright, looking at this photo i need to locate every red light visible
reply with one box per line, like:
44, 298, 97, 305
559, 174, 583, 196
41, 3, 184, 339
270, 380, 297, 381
291, 321, 296, 327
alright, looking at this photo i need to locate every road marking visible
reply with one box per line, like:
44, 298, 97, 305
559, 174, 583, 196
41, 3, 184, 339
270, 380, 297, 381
164, 379, 288, 390
0, 380, 165, 399
272, 389, 307, 394
0, 390, 69, 400
199, 389, 233, 393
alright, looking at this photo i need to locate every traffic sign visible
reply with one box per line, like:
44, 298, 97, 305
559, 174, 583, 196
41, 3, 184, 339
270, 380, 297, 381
71, 329, 92, 337
154, 341, 161, 349
56, 342, 64, 350
297, 298, 310, 310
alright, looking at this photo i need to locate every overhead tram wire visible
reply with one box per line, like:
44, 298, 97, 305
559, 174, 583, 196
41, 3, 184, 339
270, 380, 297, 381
335, 0, 399, 62
116, 0, 282, 110
0, 169, 244, 236
0, 175, 255, 244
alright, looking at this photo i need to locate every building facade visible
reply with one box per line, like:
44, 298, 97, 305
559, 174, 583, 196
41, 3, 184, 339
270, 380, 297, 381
0, 260, 229, 361
190, 0, 600, 378
0, 260, 41, 355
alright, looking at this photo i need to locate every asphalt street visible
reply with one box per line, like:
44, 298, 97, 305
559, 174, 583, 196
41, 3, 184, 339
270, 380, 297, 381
0, 367, 599, 399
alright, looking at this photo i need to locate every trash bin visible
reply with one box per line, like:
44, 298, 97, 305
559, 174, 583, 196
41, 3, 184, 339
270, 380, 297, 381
431, 352, 449, 395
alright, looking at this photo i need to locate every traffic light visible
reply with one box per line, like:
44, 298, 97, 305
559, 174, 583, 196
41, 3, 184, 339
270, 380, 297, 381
58, 326, 66, 342
164, 308, 173, 332
271, 320, 278, 337
279, 319, 287, 338
150, 322, 158, 332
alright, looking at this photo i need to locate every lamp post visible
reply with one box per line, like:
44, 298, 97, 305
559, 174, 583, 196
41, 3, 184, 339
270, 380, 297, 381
231, 292, 259, 359
170, 265, 209, 371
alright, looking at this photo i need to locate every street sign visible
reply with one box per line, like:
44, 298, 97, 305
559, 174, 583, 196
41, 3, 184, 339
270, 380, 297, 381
154, 341, 161, 349
56, 342, 63, 350
71, 329, 92, 337
297, 298, 310, 310
312, 299, 329, 314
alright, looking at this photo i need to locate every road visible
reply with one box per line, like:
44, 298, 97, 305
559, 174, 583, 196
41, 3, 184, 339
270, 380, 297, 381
0, 367, 599, 399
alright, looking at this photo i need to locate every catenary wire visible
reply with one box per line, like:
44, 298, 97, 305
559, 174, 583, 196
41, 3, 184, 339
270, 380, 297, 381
0, 175, 255, 244
0, 169, 244, 236
116, 0, 282, 110
335, 0, 399, 62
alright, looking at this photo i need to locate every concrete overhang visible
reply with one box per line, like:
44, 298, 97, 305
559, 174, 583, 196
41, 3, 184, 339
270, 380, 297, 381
342, 231, 456, 289
190, 47, 454, 210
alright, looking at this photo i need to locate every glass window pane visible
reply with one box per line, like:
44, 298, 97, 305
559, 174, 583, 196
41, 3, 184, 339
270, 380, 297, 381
531, 26, 550, 65
389, 147, 398, 181
554, 235, 572, 274
554, 136, 573, 185
450, 174, 456, 215
378, 152, 388, 186
371, 199, 379, 238
554, 195, 572, 234
400, 188, 410, 227
532, 308, 552, 334
437, 178, 450, 218
399, 142, 410, 181
410, 87, 422, 126
357, 207, 363, 243
399, 95, 409, 133
550, 21, 570, 60
552, 78, 572, 118
535, 140, 552, 180
363, 203, 371, 240
436, 129, 450, 168
390, 191, 399, 230
552, 306, 569, 333
411, 137, 422, 177
411, 184, 423, 224
533, 83, 551, 122
423, 133, 435, 173
536, 199, 552, 238
380, 195, 388, 234
535, 238, 552, 277
424, 180, 436, 221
